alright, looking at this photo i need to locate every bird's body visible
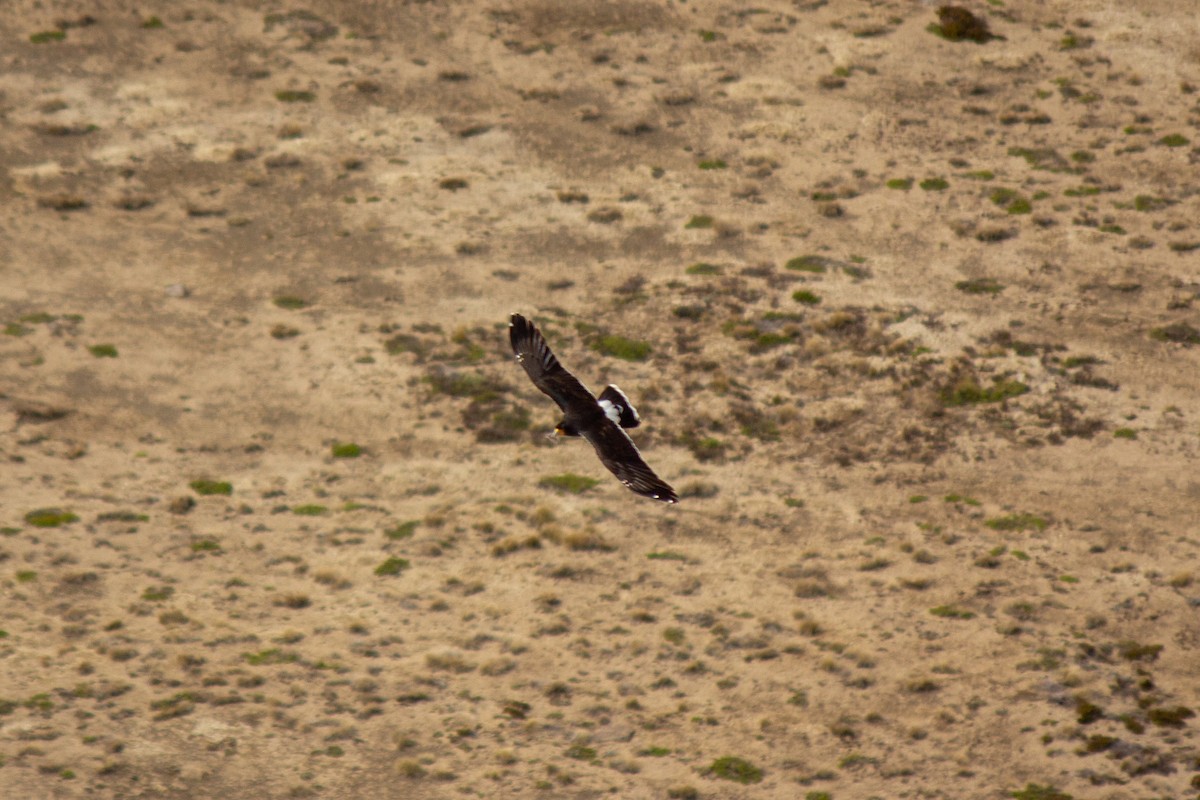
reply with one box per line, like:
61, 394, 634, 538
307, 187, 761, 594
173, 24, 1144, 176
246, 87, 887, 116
554, 384, 640, 438
509, 314, 677, 504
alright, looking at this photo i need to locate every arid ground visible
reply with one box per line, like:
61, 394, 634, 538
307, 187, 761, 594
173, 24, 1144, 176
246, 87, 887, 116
2, 1, 1199, 798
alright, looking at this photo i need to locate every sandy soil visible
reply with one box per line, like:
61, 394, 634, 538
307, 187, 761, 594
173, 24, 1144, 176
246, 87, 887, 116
2, 1, 1199, 798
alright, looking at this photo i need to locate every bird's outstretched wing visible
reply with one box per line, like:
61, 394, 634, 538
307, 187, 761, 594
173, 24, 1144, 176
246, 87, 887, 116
582, 421, 678, 504
509, 314, 595, 414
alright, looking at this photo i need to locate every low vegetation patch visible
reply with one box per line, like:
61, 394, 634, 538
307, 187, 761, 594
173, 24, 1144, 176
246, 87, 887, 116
385, 521, 418, 540
989, 188, 1032, 214
955, 277, 1004, 295
244, 648, 299, 666
785, 255, 832, 273
190, 480, 232, 496
930, 605, 975, 619
539, 473, 600, 494
273, 295, 309, 309
331, 442, 362, 458
374, 557, 411, 577
707, 755, 763, 784
985, 513, 1048, 532
1009, 784, 1073, 800
24, 508, 79, 527
565, 743, 597, 760
1116, 641, 1162, 662
142, 586, 174, 601
941, 377, 1028, 406
1149, 323, 1200, 345
591, 334, 651, 361
930, 6, 998, 43
275, 89, 315, 103
30, 30, 67, 43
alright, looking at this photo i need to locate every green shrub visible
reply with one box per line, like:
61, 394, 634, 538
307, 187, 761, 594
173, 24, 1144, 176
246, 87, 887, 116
708, 756, 763, 784
24, 508, 79, 527
190, 480, 232, 496
375, 557, 411, 577
275, 90, 315, 103
785, 255, 832, 273
385, 521, 418, 540
929, 605, 975, 619
592, 334, 651, 361
538, 474, 600, 494
293, 504, 328, 516
941, 377, 1028, 406
985, 513, 1047, 532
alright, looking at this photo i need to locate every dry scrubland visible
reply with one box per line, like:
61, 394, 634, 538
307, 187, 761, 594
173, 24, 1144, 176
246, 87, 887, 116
2, 1, 1200, 798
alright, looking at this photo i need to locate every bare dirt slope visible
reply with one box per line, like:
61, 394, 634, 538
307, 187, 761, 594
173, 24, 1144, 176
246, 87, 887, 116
2, 2, 1198, 798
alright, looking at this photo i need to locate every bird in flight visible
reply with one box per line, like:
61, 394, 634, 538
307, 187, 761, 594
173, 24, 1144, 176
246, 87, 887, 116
509, 313, 677, 503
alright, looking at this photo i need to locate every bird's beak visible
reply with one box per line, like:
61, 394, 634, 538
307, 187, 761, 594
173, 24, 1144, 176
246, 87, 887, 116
546, 428, 561, 440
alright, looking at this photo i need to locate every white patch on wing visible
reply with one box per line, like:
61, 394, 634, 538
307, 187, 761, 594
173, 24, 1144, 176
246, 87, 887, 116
606, 384, 639, 423
599, 398, 623, 425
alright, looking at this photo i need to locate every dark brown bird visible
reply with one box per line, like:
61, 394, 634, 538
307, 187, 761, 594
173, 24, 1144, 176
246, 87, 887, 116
509, 313, 677, 504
